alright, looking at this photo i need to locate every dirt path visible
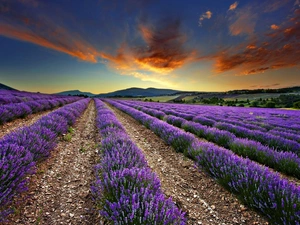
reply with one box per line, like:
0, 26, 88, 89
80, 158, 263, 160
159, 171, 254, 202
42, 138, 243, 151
107, 103, 268, 225
7, 101, 100, 225
0, 110, 55, 139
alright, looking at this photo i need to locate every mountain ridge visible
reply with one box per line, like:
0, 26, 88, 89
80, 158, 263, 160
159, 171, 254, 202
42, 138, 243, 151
55, 90, 96, 97
1, 82, 299, 97
0, 83, 17, 91
95, 87, 180, 97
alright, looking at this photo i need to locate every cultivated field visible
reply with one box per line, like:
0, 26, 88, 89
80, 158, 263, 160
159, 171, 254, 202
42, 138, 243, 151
1, 90, 300, 224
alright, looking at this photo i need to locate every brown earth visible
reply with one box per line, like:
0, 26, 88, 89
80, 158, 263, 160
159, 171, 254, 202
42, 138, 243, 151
0, 110, 53, 139
6, 101, 101, 225
3, 100, 271, 225
106, 103, 269, 225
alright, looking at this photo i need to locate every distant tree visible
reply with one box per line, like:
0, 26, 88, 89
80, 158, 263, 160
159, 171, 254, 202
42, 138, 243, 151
266, 101, 276, 108
202, 99, 210, 104
293, 101, 300, 109
251, 101, 259, 107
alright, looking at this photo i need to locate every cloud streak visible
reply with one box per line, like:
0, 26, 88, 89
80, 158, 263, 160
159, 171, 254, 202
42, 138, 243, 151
250, 83, 280, 88
0, 1, 103, 63
0, 2, 194, 87
229, 6, 257, 36
264, 0, 291, 12
0, 22, 101, 63
213, 9, 300, 75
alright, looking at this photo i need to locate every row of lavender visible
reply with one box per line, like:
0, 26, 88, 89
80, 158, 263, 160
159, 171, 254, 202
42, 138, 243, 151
106, 99, 300, 225
0, 97, 82, 125
147, 100, 300, 137
124, 100, 300, 134
120, 100, 300, 154
0, 99, 90, 221
91, 99, 185, 224
160, 101, 300, 132
0, 89, 72, 105
115, 100, 300, 179
129, 100, 300, 136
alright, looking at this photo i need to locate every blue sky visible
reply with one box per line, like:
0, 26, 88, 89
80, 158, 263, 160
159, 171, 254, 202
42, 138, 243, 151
0, 0, 299, 93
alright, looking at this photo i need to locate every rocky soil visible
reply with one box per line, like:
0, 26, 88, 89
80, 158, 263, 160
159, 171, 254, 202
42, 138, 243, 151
6, 101, 101, 225
3, 100, 273, 224
107, 103, 269, 225
0, 110, 53, 139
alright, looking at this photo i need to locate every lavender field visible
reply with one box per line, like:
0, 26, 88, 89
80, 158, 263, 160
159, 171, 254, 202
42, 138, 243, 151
1, 91, 300, 224
2, 0, 299, 224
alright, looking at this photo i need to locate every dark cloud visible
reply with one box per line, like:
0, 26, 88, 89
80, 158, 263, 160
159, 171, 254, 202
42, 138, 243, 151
250, 83, 280, 88
101, 17, 195, 75
0, 0, 193, 74
135, 18, 191, 71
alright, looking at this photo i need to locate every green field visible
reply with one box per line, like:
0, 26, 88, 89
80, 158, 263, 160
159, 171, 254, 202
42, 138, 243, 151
140, 95, 180, 102
223, 92, 300, 101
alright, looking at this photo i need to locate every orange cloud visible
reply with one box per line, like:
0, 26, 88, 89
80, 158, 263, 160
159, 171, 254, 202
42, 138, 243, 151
135, 20, 191, 72
0, 22, 100, 63
214, 9, 300, 75
271, 24, 280, 30
229, 2, 239, 11
0, 1, 195, 86
246, 44, 257, 49
102, 18, 195, 76
199, 11, 212, 26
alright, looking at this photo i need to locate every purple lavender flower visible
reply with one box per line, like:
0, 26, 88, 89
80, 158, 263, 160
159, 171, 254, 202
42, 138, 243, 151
92, 99, 186, 224
0, 143, 35, 222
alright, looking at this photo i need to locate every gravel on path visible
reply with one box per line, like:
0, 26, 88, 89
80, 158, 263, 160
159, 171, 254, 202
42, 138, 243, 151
107, 103, 269, 225
6, 101, 101, 225
0, 110, 53, 139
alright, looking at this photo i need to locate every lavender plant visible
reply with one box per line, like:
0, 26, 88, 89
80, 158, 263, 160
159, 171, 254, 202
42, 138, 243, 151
0, 96, 82, 125
92, 99, 186, 224
0, 98, 89, 220
117, 100, 300, 179
0, 143, 35, 222
191, 141, 300, 225
107, 99, 300, 225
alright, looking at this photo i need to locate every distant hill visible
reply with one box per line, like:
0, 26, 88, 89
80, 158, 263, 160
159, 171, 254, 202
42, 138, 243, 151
56, 90, 96, 97
95, 87, 180, 98
227, 86, 300, 94
0, 83, 17, 91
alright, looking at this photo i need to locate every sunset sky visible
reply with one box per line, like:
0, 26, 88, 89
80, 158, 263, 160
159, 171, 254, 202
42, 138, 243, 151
0, 0, 299, 94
